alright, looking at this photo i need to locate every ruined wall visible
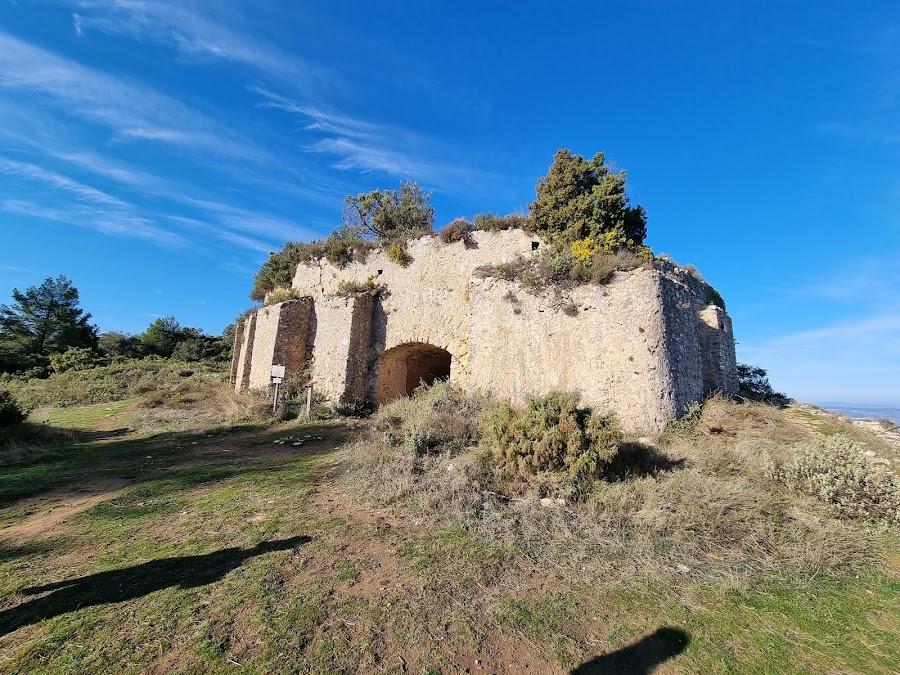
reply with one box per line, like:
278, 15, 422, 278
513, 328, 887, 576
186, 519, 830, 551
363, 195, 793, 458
233, 299, 313, 393
234, 312, 257, 393
698, 305, 739, 396
307, 295, 374, 403
467, 269, 696, 431
234, 230, 737, 431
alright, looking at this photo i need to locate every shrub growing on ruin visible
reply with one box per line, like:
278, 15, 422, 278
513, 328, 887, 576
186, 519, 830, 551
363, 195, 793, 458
439, 218, 475, 245
482, 392, 621, 483
334, 276, 381, 298
342, 181, 435, 242
764, 435, 900, 524
264, 287, 302, 306
387, 242, 413, 266
472, 212, 532, 232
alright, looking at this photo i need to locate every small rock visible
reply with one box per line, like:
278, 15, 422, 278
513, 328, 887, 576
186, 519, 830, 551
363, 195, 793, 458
864, 450, 876, 457
539, 497, 554, 507
272, 440, 279, 444
675, 563, 690, 574
292, 442, 302, 446
447, 462, 456, 472
555, 498, 567, 506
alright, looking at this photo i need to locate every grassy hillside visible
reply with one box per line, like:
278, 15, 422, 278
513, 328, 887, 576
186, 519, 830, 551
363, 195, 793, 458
0, 371, 897, 673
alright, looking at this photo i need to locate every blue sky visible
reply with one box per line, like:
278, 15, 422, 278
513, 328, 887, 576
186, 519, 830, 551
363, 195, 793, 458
0, 1, 898, 404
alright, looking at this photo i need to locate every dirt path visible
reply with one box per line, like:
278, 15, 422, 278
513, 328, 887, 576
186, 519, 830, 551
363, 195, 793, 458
0, 477, 132, 544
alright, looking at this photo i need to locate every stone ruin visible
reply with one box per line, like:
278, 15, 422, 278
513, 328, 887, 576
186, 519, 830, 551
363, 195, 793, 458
232, 229, 737, 431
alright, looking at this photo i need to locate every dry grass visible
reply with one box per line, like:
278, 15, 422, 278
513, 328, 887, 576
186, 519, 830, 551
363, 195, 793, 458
345, 388, 880, 587
131, 380, 273, 433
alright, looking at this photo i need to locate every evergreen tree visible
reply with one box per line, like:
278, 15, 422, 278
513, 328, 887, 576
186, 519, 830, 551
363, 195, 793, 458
529, 149, 647, 248
0, 276, 97, 372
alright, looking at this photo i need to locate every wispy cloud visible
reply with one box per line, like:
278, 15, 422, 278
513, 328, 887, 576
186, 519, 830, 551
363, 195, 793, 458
70, 0, 327, 88
2, 199, 187, 247
0, 158, 129, 207
791, 258, 900, 307
0, 31, 270, 162
253, 86, 505, 192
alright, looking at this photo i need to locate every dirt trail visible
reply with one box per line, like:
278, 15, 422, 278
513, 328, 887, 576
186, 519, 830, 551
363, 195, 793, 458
0, 477, 131, 544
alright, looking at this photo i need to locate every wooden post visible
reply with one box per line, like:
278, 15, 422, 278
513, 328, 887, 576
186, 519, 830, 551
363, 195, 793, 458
305, 382, 313, 418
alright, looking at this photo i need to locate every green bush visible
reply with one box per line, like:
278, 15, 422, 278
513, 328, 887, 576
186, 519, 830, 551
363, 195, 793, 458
481, 392, 620, 482
765, 435, 900, 524
386, 242, 413, 267
334, 275, 381, 298
49, 346, 99, 373
264, 287, 302, 306
472, 212, 532, 232
0, 388, 25, 427
373, 382, 482, 457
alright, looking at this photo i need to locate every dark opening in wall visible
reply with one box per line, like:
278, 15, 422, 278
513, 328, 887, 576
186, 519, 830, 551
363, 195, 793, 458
377, 342, 452, 405
531, 241, 539, 250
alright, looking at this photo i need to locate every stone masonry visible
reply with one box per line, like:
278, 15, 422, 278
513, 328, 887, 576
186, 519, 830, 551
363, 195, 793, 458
232, 229, 738, 432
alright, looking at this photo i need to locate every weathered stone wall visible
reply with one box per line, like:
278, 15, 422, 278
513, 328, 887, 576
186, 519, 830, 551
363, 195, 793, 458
240, 299, 313, 392
230, 318, 246, 386
699, 305, 739, 396
271, 298, 314, 380
234, 312, 257, 393
467, 269, 695, 431
234, 229, 737, 431
307, 295, 373, 403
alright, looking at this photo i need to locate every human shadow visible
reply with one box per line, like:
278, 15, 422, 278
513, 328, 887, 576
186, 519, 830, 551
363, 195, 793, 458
571, 627, 690, 674
0, 536, 310, 637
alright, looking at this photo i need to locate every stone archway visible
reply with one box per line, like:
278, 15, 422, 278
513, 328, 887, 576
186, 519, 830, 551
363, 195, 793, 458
377, 342, 452, 405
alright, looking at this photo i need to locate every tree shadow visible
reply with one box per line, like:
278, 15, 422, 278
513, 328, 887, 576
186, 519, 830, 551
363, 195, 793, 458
0, 536, 310, 638
604, 442, 685, 482
571, 627, 690, 674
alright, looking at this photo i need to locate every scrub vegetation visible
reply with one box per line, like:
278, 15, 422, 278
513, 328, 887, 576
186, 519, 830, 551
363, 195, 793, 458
250, 149, 725, 309
1, 360, 897, 673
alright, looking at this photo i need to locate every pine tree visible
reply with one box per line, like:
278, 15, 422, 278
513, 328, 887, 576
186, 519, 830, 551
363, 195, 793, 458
0, 276, 97, 372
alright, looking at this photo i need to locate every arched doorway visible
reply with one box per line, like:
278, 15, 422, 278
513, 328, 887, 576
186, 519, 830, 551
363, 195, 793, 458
377, 342, 452, 405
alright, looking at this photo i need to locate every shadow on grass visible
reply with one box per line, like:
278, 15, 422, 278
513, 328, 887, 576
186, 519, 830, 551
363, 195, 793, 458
0, 420, 345, 507
571, 627, 690, 674
0, 536, 311, 638
604, 442, 685, 482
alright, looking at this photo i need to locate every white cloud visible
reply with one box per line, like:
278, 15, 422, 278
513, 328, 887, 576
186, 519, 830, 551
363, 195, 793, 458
253, 86, 505, 192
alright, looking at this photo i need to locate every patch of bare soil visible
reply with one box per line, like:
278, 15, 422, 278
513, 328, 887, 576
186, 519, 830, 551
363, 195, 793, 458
0, 478, 131, 544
